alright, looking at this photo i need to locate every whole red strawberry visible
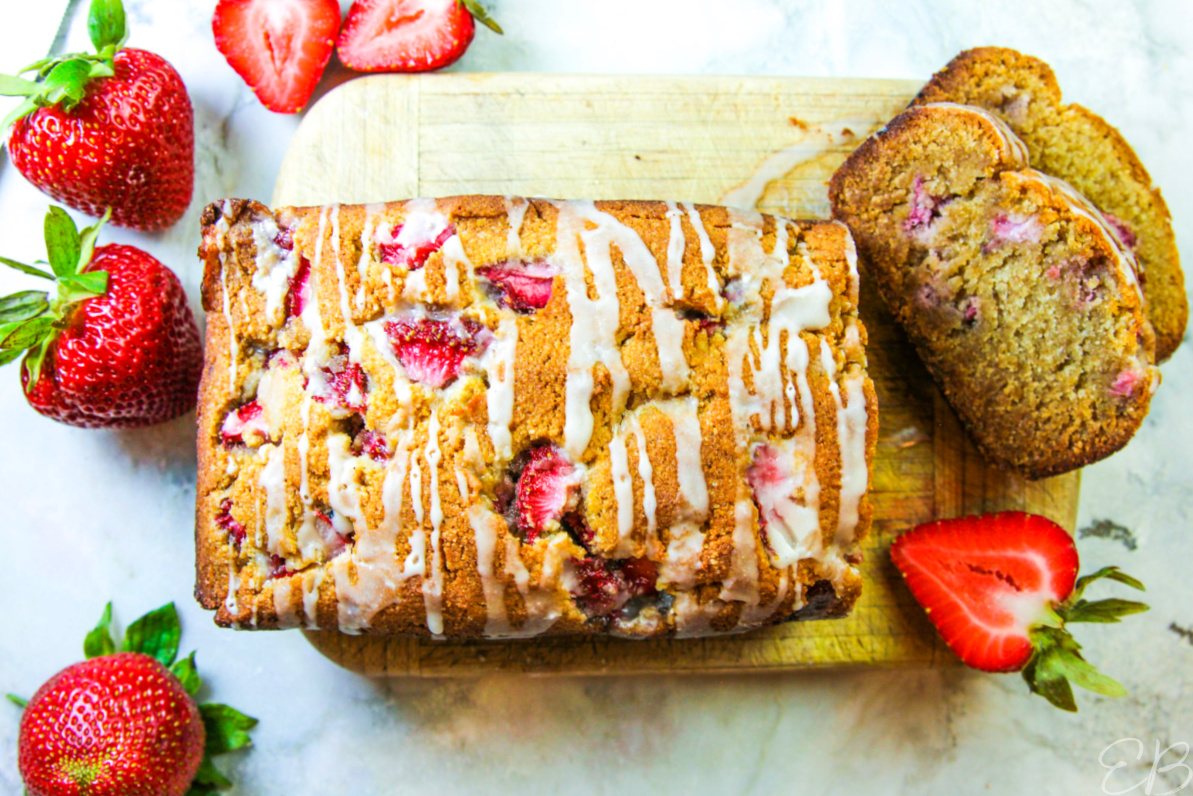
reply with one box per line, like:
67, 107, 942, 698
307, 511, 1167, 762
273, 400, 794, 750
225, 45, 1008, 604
336, 0, 502, 73
1, 0, 194, 230
213, 0, 342, 114
0, 207, 202, 428
11, 603, 256, 796
20, 654, 203, 796
890, 511, 1149, 711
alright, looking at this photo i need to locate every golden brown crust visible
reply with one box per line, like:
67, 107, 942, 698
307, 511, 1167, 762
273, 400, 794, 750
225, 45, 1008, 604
830, 104, 1157, 479
913, 47, 1186, 361
195, 196, 877, 638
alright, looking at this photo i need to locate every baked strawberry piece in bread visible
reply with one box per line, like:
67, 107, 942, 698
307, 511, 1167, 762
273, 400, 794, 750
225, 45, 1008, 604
830, 103, 1157, 479
913, 47, 1186, 361
195, 196, 877, 639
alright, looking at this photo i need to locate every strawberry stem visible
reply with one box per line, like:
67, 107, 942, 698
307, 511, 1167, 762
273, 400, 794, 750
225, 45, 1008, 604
0, 0, 127, 129
1023, 565, 1147, 712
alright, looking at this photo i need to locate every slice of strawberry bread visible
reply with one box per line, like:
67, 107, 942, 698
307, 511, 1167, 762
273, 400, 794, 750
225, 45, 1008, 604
829, 104, 1157, 479
912, 47, 1186, 362
195, 196, 877, 639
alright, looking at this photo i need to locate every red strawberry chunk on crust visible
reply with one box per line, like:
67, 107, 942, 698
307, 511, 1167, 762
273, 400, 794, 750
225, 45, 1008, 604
477, 260, 558, 312
1110, 367, 1144, 399
619, 557, 659, 597
286, 256, 312, 318
379, 223, 455, 270
516, 445, 580, 542
216, 498, 247, 546
570, 558, 630, 617
268, 554, 295, 579
310, 355, 369, 414
336, 0, 477, 73
212, 0, 342, 114
890, 512, 1078, 672
220, 401, 269, 446
384, 315, 486, 388
356, 429, 390, 461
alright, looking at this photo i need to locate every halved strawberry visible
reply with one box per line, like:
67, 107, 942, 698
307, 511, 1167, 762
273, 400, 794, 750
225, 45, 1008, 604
477, 260, 558, 312
384, 315, 486, 388
515, 444, 579, 542
890, 511, 1149, 711
212, 0, 342, 114
379, 223, 455, 269
336, 0, 502, 73
220, 400, 268, 446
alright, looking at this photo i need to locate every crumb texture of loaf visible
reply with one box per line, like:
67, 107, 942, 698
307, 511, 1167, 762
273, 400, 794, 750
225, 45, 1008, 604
912, 46, 1186, 361
830, 104, 1157, 480
194, 196, 877, 639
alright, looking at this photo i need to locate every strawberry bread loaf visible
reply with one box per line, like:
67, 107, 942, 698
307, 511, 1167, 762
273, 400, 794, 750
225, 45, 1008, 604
830, 104, 1157, 479
195, 196, 877, 639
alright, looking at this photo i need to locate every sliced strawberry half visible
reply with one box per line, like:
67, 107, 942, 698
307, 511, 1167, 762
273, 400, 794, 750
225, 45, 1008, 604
336, 0, 501, 73
213, 0, 342, 114
515, 444, 580, 542
220, 401, 268, 446
309, 355, 369, 414
384, 315, 486, 388
477, 260, 558, 312
379, 223, 455, 270
890, 511, 1149, 711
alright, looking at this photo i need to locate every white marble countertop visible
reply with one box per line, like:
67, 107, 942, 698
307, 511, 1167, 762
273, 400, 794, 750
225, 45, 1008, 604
2, 1, 1191, 793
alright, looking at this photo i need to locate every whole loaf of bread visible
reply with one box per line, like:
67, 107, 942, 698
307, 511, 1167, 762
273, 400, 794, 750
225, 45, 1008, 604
195, 195, 877, 639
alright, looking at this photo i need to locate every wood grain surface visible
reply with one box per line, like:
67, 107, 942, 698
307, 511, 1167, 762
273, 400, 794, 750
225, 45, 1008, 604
271, 73, 1080, 676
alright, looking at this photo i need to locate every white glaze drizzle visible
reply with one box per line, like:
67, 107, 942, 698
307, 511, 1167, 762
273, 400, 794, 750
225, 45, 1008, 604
681, 202, 723, 311
720, 117, 880, 210
356, 203, 385, 311
650, 308, 690, 393
333, 438, 411, 633
482, 316, 518, 461
664, 200, 687, 301
819, 338, 869, 548
469, 502, 512, 637
248, 212, 300, 326
259, 443, 287, 555
301, 568, 324, 629
673, 592, 726, 638
503, 196, 529, 256
272, 577, 297, 629
422, 413, 445, 636
608, 427, 635, 557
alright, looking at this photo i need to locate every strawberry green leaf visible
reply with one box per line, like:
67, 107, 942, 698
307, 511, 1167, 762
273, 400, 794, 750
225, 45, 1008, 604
6, 694, 28, 708
1023, 650, 1079, 712
1, 96, 38, 132
0, 349, 22, 367
1074, 566, 1146, 599
0, 75, 40, 96
77, 207, 110, 268
1066, 598, 1150, 624
42, 59, 92, 108
21, 339, 50, 390
57, 272, 108, 304
121, 602, 181, 666
199, 703, 258, 755
0, 291, 50, 324
0, 317, 53, 351
84, 602, 116, 659
188, 756, 233, 793
171, 651, 202, 696
459, 0, 504, 33
1051, 647, 1128, 698
0, 256, 53, 280
88, 0, 128, 53
45, 207, 82, 278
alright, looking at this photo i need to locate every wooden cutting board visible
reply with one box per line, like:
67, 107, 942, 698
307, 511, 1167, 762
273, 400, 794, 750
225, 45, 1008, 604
272, 73, 1080, 676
